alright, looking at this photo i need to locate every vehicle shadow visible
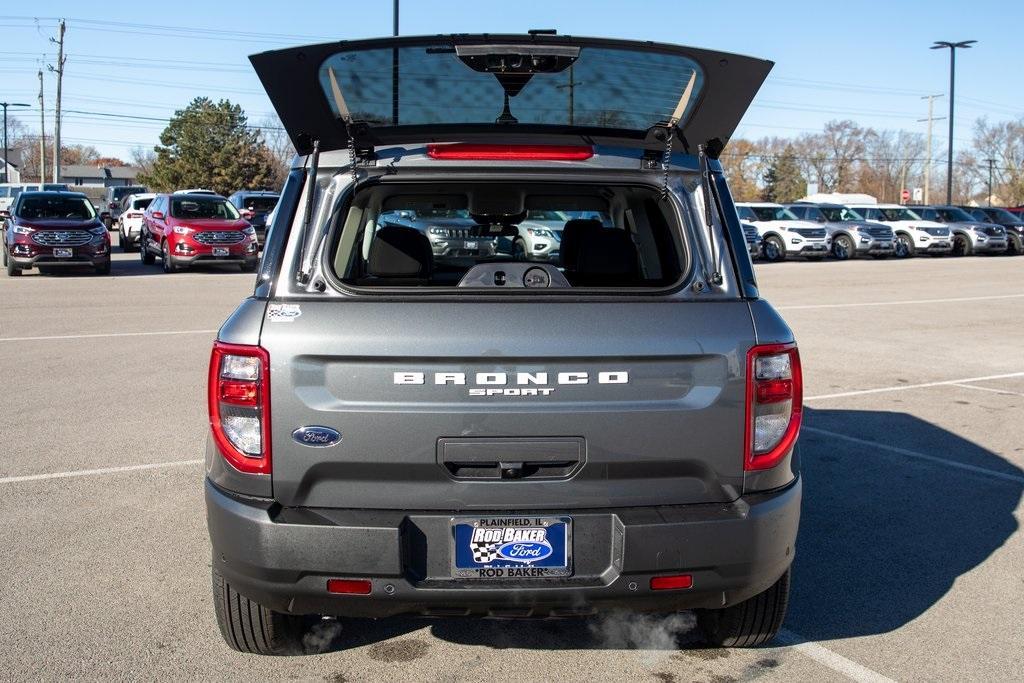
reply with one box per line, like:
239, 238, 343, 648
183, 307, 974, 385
300, 407, 1022, 653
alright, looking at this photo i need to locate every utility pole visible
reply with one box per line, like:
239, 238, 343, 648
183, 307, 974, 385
38, 69, 45, 183
48, 19, 67, 184
900, 162, 908, 205
931, 40, 976, 204
556, 64, 583, 125
984, 158, 995, 206
918, 94, 944, 205
1, 102, 31, 183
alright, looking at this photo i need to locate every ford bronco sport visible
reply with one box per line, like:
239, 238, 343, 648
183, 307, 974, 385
206, 34, 802, 654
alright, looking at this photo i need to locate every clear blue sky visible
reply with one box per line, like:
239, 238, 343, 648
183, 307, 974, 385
1, 1, 1020, 161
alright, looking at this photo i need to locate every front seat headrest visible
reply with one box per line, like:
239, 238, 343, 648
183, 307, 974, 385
367, 226, 433, 278
559, 218, 603, 270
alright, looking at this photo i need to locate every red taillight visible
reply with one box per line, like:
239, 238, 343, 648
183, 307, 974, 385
327, 579, 372, 595
208, 342, 271, 475
744, 343, 802, 471
650, 574, 693, 591
426, 143, 594, 161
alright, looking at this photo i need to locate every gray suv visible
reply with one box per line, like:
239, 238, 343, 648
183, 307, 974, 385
206, 34, 801, 654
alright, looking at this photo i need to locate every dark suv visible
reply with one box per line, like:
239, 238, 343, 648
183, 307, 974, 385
3, 191, 111, 276
206, 34, 800, 654
100, 185, 148, 229
228, 190, 279, 246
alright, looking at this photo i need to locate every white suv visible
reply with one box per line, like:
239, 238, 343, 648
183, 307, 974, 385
737, 202, 830, 262
116, 193, 156, 252
847, 204, 952, 258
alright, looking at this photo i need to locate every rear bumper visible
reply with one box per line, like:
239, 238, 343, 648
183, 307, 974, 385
206, 476, 801, 618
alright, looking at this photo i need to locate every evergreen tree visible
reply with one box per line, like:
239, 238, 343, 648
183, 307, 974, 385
139, 97, 277, 195
760, 146, 806, 202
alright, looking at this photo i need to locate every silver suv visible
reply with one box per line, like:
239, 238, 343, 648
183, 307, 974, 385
786, 203, 894, 260
914, 205, 1007, 256
206, 34, 801, 655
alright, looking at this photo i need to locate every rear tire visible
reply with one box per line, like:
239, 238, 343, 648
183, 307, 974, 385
140, 236, 155, 265
212, 570, 313, 655
698, 568, 791, 648
763, 235, 786, 263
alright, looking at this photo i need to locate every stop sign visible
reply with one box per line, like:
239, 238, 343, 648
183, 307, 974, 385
901, 189, 910, 201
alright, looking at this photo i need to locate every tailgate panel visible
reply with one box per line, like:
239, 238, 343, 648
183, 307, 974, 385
261, 301, 754, 510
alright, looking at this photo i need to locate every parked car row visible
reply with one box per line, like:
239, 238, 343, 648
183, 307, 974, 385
1, 187, 279, 277
737, 201, 1023, 262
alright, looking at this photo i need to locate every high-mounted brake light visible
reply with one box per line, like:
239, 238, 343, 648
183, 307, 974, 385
426, 143, 594, 161
744, 343, 802, 471
208, 342, 271, 475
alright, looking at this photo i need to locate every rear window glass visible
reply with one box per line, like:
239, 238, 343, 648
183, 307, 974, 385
17, 195, 96, 220
330, 184, 684, 290
112, 186, 146, 200
319, 44, 703, 131
131, 197, 154, 210
240, 196, 279, 212
170, 197, 239, 220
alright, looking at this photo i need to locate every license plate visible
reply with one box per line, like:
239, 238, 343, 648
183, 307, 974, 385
54, 248, 72, 258
464, 241, 478, 251
212, 247, 229, 256
452, 516, 572, 579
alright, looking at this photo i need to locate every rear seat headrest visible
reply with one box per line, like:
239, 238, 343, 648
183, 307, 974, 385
560, 218, 603, 270
367, 226, 433, 278
575, 229, 640, 278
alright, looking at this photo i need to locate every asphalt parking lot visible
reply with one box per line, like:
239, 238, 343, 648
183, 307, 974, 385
1, 246, 1021, 682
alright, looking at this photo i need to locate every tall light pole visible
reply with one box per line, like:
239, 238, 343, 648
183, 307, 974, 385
930, 40, 975, 205
1, 102, 31, 183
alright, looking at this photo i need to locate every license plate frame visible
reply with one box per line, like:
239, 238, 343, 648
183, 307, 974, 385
212, 247, 229, 257
451, 516, 572, 579
54, 247, 72, 258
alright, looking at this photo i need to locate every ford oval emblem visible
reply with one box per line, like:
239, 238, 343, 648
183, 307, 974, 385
291, 426, 342, 448
496, 540, 553, 563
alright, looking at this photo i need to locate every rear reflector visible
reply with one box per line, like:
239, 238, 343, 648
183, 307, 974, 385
327, 579, 372, 595
650, 574, 693, 591
426, 143, 594, 161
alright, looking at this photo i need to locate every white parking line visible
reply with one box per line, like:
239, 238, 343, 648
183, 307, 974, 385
803, 427, 1024, 484
0, 459, 204, 485
804, 371, 1024, 401
0, 329, 218, 343
777, 293, 1024, 310
777, 629, 897, 683
950, 383, 1024, 398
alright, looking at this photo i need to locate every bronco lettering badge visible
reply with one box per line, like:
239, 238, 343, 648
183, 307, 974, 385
452, 516, 572, 579
394, 371, 629, 397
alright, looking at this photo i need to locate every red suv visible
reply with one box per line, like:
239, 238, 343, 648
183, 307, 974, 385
2, 191, 111, 277
140, 193, 258, 273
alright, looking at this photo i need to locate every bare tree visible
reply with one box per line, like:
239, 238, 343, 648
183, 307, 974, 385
970, 116, 1024, 204
129, 146, 156, 176
259, 115, 294, 189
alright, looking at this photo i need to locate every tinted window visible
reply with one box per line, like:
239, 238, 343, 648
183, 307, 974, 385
131, 197, 154, 210
17, 195, 96, 220
170, 197, 239, 220
240, 196, 279, 212
319, 45, 704, 131
750, 206, 799, 221
112, 186, 146, 200
737, 206, 758, 221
